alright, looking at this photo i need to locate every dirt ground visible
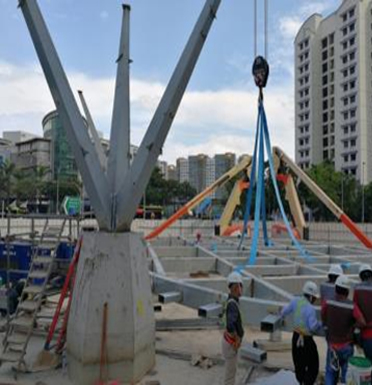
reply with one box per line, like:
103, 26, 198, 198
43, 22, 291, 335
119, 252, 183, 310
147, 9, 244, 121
0, 302, 330, 385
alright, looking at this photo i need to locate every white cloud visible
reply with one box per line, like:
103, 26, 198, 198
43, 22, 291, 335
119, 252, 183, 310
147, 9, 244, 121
0, 60, 295, 165
279, 16, 302, 40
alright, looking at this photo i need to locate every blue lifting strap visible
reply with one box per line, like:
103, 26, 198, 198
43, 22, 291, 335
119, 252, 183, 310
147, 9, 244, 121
260, 103, 312, 261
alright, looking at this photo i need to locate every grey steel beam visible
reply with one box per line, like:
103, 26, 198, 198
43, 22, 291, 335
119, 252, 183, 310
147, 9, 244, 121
19, 0, 111, 230
107, 4, 131, 197
77, 90, 107, 170
116, 0, 221, 231
158, 291, 182, 304
198, 303, 223, 318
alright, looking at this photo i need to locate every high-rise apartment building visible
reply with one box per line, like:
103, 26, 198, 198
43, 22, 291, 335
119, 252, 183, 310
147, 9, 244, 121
214, 153, 236, 200
176, 157, 189, 184
295, 0, 372, 184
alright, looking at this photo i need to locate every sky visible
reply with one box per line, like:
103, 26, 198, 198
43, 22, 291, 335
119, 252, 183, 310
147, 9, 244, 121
0, 0, 340, 164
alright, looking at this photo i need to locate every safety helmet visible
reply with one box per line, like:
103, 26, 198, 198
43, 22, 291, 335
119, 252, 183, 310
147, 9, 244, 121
335, 275, 350, 290
359, 264, 372, 276
328, 264, 343, 277
227, 272, 243, 286
303, 281, 319, 298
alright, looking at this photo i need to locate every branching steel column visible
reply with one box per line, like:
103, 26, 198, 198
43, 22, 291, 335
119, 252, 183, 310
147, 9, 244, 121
107, 4, 131, 196
78, 90, 107, 170
116, 0, 221, 231
19, 0, 111, 229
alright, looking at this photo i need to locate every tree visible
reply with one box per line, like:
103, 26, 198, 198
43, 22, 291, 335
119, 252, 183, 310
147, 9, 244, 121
0, 160, 16, 206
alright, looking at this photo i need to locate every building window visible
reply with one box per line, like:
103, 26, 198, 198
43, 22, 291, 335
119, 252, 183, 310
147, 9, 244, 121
323, 138, 328, 147
322, 51, 328, 61
329, 33, 334, 44
351, 168, 356, 176
323, 100, 328, 110
350, 37, 355, 46
323, 75, 328, 85
322, 37, 328, 49
350, 94, 356, 103
344, 126, 349, 134
342, 13, 347, 22
323, 125, 328, 135
350, 51, 355, 61
350, 109, 356, 118
350, 80, 356, 89
330, 72, 334, 82
349, 22, 355, 32
343, 83, 348, 92
344, 141, 349, 149
349, 8, 355, 18
344, 98, 349, 106
343, 56, 348, 64
323, 113, 328, 123
330, 85, 334, 95
330, 123, 335, 133
323, 88, 328, 97
344, 112, 348, 120
323, 63, 328, 72
344, 155, 349, 162
342, 27, 347, 36
330, 110, 335, 120
351, 153, 356, 161
350, 123, 356, 132
350, 66, 356, 75
330, 59, 334, 69
343, 69, 348, 78
351, 139, 356, 146
330, 98, 335, 108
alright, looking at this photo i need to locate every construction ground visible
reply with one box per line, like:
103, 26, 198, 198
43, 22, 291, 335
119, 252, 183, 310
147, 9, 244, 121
1, 229, 371, 384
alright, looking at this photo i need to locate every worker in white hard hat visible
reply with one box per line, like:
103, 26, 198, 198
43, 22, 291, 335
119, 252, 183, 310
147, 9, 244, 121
222, 271, 244, 385
320, 264, 344, 306
322, 275, 355, 385
281, 281, 322, 385
353, 264, 372, 380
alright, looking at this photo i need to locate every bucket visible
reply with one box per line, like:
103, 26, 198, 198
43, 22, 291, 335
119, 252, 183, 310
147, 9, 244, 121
347, 356, 372, 385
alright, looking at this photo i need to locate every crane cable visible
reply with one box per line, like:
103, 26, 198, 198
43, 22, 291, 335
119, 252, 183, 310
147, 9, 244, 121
254, 0, 268, 60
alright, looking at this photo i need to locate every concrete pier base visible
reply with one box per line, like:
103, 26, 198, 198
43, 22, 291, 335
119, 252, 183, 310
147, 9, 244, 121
67, 232, 155, 385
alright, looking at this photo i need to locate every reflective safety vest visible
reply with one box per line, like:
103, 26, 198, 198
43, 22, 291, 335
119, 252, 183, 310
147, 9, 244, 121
325, 299, 354, 345
320, 282, 336, 303
294, 297, 311, 336
354, 283, 372, 325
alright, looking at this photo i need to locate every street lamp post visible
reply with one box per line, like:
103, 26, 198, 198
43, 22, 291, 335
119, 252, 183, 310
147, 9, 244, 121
362, 161, 365, 223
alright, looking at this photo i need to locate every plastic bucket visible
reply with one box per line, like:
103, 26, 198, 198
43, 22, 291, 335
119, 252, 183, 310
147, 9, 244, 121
347, 356, 372, 385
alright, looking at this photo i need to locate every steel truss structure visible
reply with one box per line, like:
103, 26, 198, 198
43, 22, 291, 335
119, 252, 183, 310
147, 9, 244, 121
149, 235, 372, 332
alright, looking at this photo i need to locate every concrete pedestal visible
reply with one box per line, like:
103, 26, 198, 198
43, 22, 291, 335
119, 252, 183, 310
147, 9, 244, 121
67, 232, 155, 385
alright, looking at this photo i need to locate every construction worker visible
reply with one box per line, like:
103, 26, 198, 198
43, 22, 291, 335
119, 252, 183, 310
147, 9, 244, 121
281, 281, 322, 385
353, 264, 372, 377
322, 275, 355, 385
320, 264, 343, 306
222, 271, 244, 385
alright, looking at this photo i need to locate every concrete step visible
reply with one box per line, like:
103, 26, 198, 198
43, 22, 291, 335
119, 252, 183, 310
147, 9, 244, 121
23, 285, 44, 295
29, 270, 49, 279
10, 316, 33, 329
7, 333, 28, 345
18, 300, 39, 312
33, 256, 53, 265
0, 350, 23, 363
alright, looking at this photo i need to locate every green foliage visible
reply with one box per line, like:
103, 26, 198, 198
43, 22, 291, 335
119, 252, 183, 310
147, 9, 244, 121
144, 167, 196, 207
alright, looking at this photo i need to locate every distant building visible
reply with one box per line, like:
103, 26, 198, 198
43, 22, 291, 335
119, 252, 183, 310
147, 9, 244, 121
158, 160, 168, 179
189, 154, 214, 194
11, 137, 51, 176
3, 130, 38, 146
177, 157, 189, 184
167, 165, 177, 181
295, 0, 372, 184
0, 138, 12, 165
214, 153, 236, 200
42, 110, 79, 180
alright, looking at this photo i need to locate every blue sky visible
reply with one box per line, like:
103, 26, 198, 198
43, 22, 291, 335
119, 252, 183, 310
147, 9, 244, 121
0, 0, 339, 163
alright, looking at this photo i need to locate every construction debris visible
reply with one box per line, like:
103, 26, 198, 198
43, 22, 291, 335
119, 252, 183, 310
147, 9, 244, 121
190, 354, 214, 369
